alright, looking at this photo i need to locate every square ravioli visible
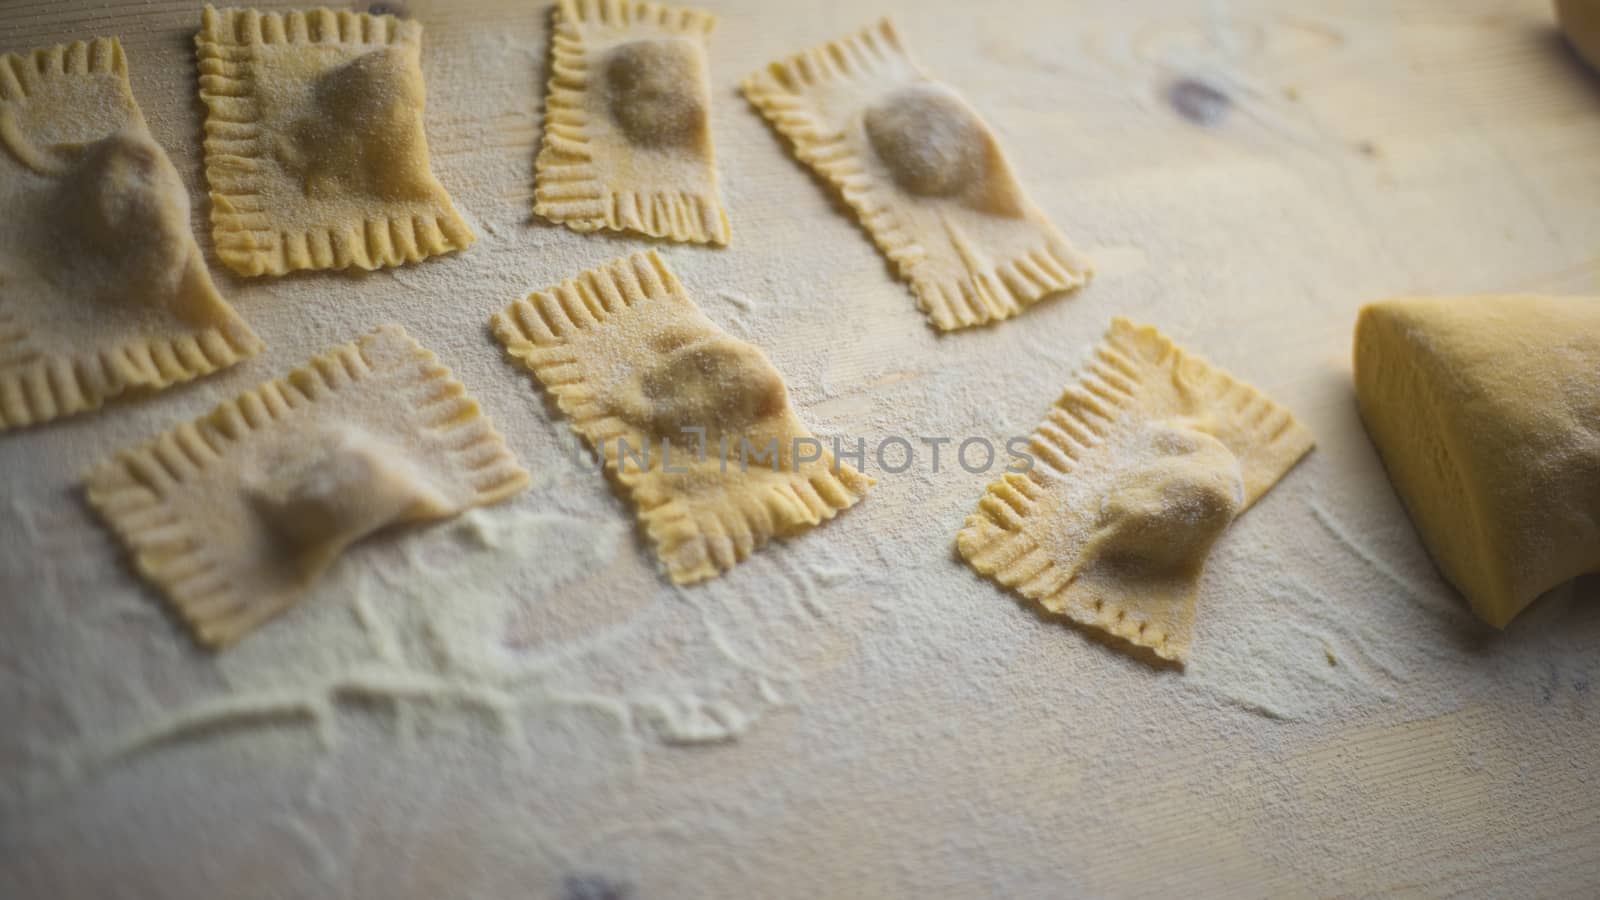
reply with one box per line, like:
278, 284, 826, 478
492, 250, 871, 584
0, 38, 261, 431
195, 5, 474, 276
957, 319, 1313, 664
743, 18, 1092, 331
535, 0, 730, 245
86, 325, 530, 648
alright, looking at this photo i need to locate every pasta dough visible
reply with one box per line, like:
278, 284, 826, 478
0, 38, 261, 431
1354, 295, 1600, 629
534, 0, 730, 245
957, 319, 1314, 664
85, 325, 530, 648
742, 18, 1092, 331
491, 250, 871, 584
195, 5, 474, 276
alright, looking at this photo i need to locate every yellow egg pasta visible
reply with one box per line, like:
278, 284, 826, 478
491, 250, 870, 584
534, 0, 730, 245
195, 5, 474, 276
1355, 295, 1600, 629
86, 325, 530, 649
0, 38, 261, 432
742, 18, 1092, 331
957, 319, 1313, 664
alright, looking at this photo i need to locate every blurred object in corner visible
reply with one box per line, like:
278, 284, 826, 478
1558, 0, 1600, 71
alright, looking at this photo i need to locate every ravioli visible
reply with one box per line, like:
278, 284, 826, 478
742, 18, 1092, 331
534, 0, 729, 245
195, 5, 474, 276
957, 319, 1313, 664
1355, 295, 1600, 628
491, 250, 871, 584
0, 38, 261, 431
85, 325, 530, 648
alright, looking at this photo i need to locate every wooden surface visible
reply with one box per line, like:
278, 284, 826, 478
2, 1, 1599, 897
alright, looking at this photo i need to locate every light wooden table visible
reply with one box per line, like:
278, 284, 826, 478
2, 1, 1598, 897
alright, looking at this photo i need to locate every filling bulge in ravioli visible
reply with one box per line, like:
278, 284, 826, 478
248, 425, 456, 581
604, 39, 706, 149
628, 332, 790, 446
54, 129, 193, 301
864, 83, 988, 198
1075, 421, 1244, 579
276, 46, 435, 203
863, 84, 1025, 217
